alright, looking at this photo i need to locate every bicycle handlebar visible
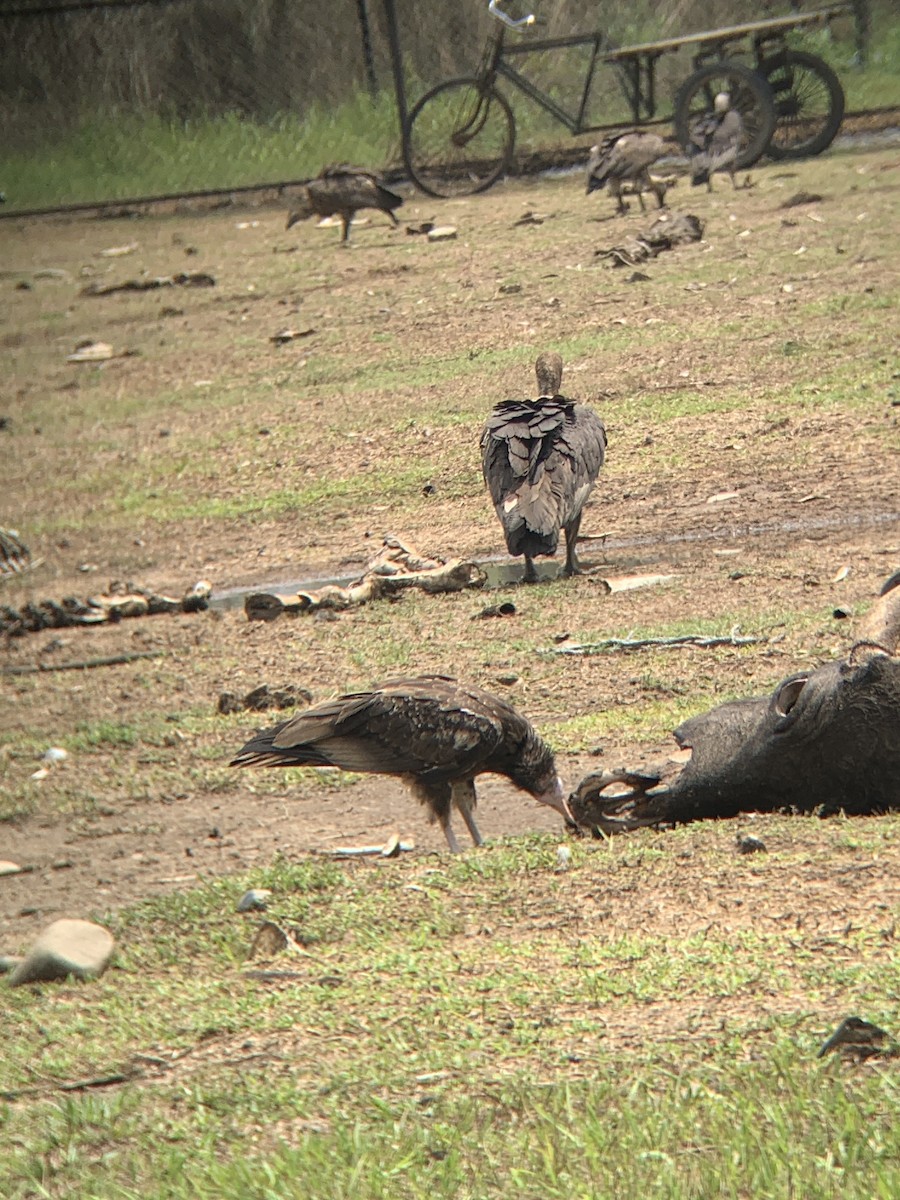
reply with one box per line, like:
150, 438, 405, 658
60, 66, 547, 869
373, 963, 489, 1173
488, 0, 535, 30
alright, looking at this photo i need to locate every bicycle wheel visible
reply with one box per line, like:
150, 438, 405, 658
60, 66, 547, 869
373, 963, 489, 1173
404, 77, 516, 198
758, 50, 845, 159
674, 61, 776, 169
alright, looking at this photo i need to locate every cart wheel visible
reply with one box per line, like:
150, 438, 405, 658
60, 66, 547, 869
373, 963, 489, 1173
404, 77, 516, 198
674, 61, 776, 170
757, 50, 845, 159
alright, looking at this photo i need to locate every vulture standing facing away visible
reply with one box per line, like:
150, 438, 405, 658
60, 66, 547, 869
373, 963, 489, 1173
481, 353, 607, 583
286, 165, 403, 243
230, 674, 569, 853
586, 131, 668, 215
688, 93, 744, 191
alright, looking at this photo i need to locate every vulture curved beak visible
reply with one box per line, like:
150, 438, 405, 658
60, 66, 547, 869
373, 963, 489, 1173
540, 775, 573, 822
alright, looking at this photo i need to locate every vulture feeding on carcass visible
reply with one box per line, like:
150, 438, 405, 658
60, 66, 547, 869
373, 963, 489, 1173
230, 674, 569, 852
285, 165, 403, 243
687, 93, 744, 191
586, 131, 668, 215
481, 352, 607, 583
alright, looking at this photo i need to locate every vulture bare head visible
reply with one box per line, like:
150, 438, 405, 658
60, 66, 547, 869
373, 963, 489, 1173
535, 351, 564, 398
230, 674, 569, 852
285, 187, 315, 231
714, 91, 731, 114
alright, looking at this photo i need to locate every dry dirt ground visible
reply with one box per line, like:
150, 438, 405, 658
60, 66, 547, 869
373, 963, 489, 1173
0, 143, 898, 950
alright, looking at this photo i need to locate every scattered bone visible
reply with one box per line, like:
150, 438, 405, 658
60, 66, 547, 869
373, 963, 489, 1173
270, 328, 316, 345
81, 271, 215, 297
244, 536, 484, 620
427, 226, 458, 242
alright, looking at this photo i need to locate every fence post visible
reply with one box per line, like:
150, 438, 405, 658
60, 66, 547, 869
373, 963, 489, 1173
355, 0, 378, 96
381, 0, 409, 154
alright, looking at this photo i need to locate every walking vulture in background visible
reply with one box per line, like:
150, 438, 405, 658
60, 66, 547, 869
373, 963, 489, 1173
230, 674, 569, 853
286, 165, 403, 243
481, 353, 607, 583
688, 93, 744, 190
586, 131, 668, 215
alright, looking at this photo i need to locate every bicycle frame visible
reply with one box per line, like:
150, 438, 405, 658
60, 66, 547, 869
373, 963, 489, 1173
494, 31, 614, 135
475, 1, 859, 139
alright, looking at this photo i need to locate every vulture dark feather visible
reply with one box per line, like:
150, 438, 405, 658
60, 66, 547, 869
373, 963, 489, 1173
286, 165, 403, 243
586, 131, 668, 215
230, 674, 568, 852
481, 353, 607, 582
688, 94, 744, 191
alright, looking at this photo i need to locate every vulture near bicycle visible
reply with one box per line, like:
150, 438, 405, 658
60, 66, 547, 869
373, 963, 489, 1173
481, 352, 607, 583
586, 130, 669, 215
285, 165, 403, 243
230, 674, 569, 852
687, 93, 744, 190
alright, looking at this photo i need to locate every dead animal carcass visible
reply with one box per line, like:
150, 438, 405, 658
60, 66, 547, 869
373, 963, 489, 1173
569, 574, 900, 833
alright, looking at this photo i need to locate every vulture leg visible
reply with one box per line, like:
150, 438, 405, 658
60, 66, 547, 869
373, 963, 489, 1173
563, 513, 584, 577
729, 166, 737, 189
340, 213, 352, 243
388, 210, 400, 227
523, 553, 539, 584
636, 188, 647, 214
442, 820, 463, 854
452, 780, 484, 848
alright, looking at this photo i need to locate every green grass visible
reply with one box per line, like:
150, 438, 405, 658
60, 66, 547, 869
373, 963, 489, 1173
3, 833, 900, 1198
3, 6, 898, 213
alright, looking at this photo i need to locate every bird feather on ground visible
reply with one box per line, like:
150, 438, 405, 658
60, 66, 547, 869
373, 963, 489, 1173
230, 674, 569, 852
285, 165, 403, 243
481, 353, 607, 583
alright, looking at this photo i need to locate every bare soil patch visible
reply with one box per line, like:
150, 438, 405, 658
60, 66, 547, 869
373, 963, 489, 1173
0, 144, 897, 950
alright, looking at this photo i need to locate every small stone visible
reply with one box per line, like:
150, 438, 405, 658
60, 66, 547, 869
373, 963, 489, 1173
41, 747, 68, 765
8, 918, 115, 986
555, 845, 572, 871
833, 606, 854, 620
737, 835, 767, 855
427, 226, 458, 242
236, 888, 272, 913
0, 861, 24, 877
496, 673, 519, 686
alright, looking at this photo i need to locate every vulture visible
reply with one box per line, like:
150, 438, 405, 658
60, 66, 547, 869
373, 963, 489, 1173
481, 352, 607, 583
586, 131, 668, 215
688, 93, 744, 191
230, 674, 569, 853
285, 165, 403, 243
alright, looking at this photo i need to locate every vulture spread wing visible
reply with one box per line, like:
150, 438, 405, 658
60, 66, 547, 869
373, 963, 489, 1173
481, 399, 607, 556
311, 167, 403, 218
237, 676, 505, 782
586, 131, 665, 192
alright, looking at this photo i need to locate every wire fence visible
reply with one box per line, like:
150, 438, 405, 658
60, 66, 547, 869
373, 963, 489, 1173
0, 0, 878, 212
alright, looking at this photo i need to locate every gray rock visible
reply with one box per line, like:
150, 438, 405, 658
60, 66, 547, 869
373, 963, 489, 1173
8, 919, 115, 987
0, 861, 23, 877
236, 888, 272, 913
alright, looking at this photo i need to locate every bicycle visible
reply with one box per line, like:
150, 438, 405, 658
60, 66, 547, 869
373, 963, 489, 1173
402, 0, 850, 199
